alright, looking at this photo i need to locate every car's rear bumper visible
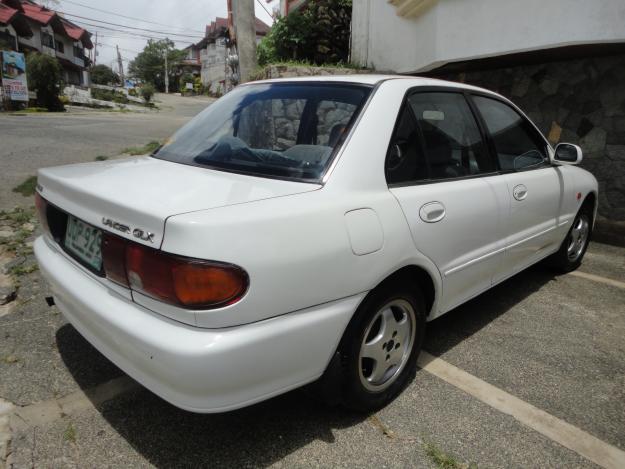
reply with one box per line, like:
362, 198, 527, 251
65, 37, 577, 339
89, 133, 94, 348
35, 236, 363, 413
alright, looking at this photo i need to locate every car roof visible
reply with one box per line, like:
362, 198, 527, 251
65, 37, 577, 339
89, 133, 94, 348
249, 74, 495, 94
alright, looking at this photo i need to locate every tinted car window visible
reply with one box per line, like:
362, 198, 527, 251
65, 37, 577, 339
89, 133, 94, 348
473, 96, 548, 171
408, 92, 493, 180
385, 104, 428, 184
156, 83, 371, 182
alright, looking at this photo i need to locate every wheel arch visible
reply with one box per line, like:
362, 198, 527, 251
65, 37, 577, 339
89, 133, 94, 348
367, 264, 436, 318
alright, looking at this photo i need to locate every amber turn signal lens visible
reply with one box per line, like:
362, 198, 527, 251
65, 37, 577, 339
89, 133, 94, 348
122, 242, 248, 309
172, 263, 247, 307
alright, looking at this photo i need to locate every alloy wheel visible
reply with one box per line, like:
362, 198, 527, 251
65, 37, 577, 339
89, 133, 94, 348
358, 299, 416, 392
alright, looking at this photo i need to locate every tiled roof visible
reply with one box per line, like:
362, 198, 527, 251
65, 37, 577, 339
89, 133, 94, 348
15, 0, 93, 48
0, 3, 18, 24
20, 0, 56, 25
254, 18, 270, 36
0, 2, 32, 36
60, 17, 93, 48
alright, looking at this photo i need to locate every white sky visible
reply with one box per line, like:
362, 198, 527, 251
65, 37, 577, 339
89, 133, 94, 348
54, 0, 278, 71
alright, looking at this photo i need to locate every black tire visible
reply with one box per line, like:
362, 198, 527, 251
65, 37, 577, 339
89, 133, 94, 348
548, 203, 593, 273
337, 280, 426, 412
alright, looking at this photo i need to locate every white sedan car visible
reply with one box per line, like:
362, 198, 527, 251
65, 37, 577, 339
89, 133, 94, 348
35, 76, 597, 413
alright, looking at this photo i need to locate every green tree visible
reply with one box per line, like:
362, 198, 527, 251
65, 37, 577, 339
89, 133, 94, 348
257, 0, 352, 66
90, 64, 119, 85
26, 52, 64, 111
128, 39, 185, 92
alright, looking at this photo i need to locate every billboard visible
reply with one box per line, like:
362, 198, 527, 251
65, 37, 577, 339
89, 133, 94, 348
1, 51, 29, 102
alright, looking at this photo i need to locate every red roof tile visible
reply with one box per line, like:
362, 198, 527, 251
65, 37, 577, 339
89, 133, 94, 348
0, 3, 18, 24
21, 1, 56, 25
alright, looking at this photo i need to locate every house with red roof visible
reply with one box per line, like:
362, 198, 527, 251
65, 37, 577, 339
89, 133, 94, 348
0, 0, 93, 86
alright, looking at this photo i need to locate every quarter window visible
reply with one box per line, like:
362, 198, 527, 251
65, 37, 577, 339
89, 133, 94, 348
472, 96, 548, 171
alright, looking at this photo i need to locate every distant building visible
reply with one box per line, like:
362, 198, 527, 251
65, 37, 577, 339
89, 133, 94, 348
0, 0, 93, 85
191, 16, 270, 94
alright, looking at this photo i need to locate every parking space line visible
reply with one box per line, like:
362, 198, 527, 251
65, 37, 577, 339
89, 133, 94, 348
418, 352, 625, 469
570, 271, 625, 290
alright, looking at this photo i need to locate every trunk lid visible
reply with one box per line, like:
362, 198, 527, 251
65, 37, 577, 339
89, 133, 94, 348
38, 156, 320, 248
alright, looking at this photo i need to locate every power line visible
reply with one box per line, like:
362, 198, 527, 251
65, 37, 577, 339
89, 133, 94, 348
68, 19, 197, 44
58, 11, 203, 39
256, 0, 273, 19
58, 0, 205, 34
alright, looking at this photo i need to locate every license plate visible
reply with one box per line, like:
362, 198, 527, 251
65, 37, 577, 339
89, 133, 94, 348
64, 215, 103, 271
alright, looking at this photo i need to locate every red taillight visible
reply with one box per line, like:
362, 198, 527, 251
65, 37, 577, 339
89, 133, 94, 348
103, 234, 248, 309
35, 192, 50, 235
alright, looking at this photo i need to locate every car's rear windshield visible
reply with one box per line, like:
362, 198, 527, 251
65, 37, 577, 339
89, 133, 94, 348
154, 82, 372, 182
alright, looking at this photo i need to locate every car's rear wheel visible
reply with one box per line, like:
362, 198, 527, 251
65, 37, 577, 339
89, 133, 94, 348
338, 281, 425, 412
549, 204, 593, 272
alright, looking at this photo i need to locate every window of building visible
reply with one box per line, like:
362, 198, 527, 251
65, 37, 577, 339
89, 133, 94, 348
73, 45, 83, 59
55, 40, 64, 53
472, 95, 548, 171
41, 32, 54, 48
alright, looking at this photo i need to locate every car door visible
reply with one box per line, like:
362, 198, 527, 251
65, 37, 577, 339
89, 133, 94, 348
387, 90, 508, 313
471, 95, 563, 279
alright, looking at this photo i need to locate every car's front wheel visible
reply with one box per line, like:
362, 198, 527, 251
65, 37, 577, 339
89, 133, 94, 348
338, 281, 426, 412
549, 203, 593, 272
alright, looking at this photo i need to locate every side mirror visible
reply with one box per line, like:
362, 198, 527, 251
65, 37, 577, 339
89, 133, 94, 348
554, 143, 583, 165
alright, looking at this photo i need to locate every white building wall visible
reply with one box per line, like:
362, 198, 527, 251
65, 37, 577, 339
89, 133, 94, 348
351, 0, 625, 73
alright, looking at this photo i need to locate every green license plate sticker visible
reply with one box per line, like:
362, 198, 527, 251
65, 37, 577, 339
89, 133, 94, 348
64, 215, 103, 270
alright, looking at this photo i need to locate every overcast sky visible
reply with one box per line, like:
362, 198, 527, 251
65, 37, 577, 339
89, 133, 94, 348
54, 0, 278, 71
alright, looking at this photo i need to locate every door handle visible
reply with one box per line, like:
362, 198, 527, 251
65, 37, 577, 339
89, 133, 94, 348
513, 184, 528, 201
419, 201, 446, 223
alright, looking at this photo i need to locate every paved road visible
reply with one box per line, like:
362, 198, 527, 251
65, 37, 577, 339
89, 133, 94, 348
0, 93, 213, 210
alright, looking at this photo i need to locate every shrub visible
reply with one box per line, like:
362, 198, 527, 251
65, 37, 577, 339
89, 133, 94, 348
179, 73, 194, 95
128, 88, 137, 97
26, 53, 64, 111
141, 83, 155, 103
258, 0, 352, 66
112, 91, 129, 104
91, 88, 114, 101
59, 95, 70, 105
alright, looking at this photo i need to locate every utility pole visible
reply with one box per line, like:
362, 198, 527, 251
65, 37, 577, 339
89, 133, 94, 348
93, 31, 98, 66
116, 45, 125, 86
232, 0, 257, 83
164, 49, 169, 94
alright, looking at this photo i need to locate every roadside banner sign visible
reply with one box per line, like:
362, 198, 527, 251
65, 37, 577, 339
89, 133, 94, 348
1, 51, 29, 102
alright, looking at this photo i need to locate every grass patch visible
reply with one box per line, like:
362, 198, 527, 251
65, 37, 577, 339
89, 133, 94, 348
423, 442, 476, 469
122, 140, 161, 155
63, 422, 77, 443
12, 176, 38, 197
11, 107, 49, 114
0, 355, 19, 364
0, 207, 37, 260
95, 155, 109, 161
0, 206, 35, 225
9, 263, 38, 277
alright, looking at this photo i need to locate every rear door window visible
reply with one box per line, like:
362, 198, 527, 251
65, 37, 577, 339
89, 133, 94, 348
408, 92, 494, 180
